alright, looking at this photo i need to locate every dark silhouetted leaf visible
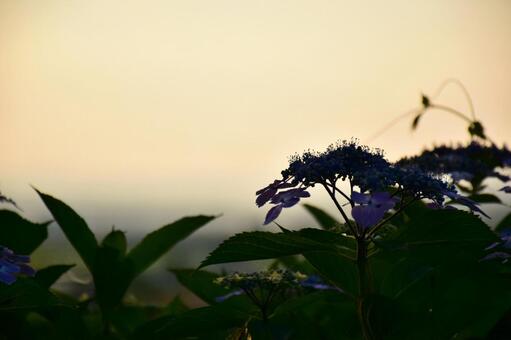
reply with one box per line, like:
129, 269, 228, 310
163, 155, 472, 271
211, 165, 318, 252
302, 204, 339, 230
0, 278, 65, 311
411, 113, 422, 130
200, 229, 354, 268
171, 269, 228, 305
303, 251, 358, 295
101, 229, 127, 257
134, 305, 247, 339
35, 190, 98, 271
127, 215, 215, 277
468, 120, 486, 139
0, 210, 49, 254
35, 264, 75, 289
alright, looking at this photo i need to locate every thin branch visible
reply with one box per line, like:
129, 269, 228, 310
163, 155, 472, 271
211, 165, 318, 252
322, 183, 358, 237
325, 181, 353, 206
432, 78, 476, 120
429, 103, 473, 123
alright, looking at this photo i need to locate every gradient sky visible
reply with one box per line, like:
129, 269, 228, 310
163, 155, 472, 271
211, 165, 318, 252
1, 0, 510, 237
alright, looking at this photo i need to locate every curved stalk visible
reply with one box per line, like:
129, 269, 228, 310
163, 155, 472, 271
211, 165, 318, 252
322, 183, 357, 236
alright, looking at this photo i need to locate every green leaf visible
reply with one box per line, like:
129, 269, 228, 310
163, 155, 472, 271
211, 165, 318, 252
171, 269, 228, 305
411, 112, 423, 130
200, 228, 354, 268
165, 295, 189, 315
109, 306, 163, 337
467, 193, 502, 204
372, 207, 499, 301
126, 215, 215, 277
391, 262, 511, 339
496, 212, 511, 232
302, 204, 339, 230
35, 190, 98, 271
0, 210, 49, 254
35, 264, 75, 289
134, 305, 248, 339
380, 209, 496, 253
0, 278, 65, 312
101, 229, 127, 257
271, 291, 360, 339
303, 251, 358, 295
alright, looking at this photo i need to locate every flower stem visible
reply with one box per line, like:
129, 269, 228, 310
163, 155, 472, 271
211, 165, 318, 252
322, 183, 357, 236
356, 237, 374, 340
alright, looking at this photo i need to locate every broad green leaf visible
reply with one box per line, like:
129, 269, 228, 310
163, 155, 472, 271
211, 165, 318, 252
373, 208, 497, 298
200, 228, 354, 268
390, 262, 511, 339
171, 269, 253, 313
171, 269, 228, 305
35, 264, 75, 289
127, 215, 215, 277
303, 251, 358, 295
0, 210, 49, 254
134, 305, 248, 339
496, 212, 511, 232
379, 209, 496, 253
92, 243, 132, 310
302, 204, 339, 230
271, 291, 360, 339
109, 306, 163, 337
101, 229, 127, 257
0, 278, 65, 312
35, 190, 98, 271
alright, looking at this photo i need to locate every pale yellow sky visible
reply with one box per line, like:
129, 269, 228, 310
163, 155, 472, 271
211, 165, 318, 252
1, 0, 510, 234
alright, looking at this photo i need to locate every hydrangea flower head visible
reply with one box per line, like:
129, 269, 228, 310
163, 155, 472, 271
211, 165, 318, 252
256, 139, 480, 230
214, 270, 337, 303
397, 142, 511, 186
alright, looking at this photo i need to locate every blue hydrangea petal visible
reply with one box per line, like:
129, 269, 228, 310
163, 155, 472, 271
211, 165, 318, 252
499, 186, 511, 194
351, 191, 370, 204
0, 259, 20, 274
215, 290, 244, 303
281, 197, 300, 208
351, 205, 386, 229
0, 270, 16, 285
256, 187, 277, 207
264, 205, 283, 225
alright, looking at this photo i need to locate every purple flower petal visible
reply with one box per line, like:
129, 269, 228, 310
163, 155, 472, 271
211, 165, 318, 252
351, 205, 386, 229
456, 196, 490, 219
264, 205, 283, 225
256, 187, 277, 207
481, 252, 511, 262
351, 191, 370, 204
443, 191, 489, 218
215, 289, 244, 302
491, 172, 511, 182
256, 180, 281, 196
0, 259, 20, 274
0, 271, 16, 285
451, 171, 474, 182
281, 197, 300, 208
499, 186, 511, 194
371, 192, 398, 210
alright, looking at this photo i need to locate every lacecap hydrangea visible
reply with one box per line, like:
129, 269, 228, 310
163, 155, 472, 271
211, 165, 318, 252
256, 139, 486, 233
